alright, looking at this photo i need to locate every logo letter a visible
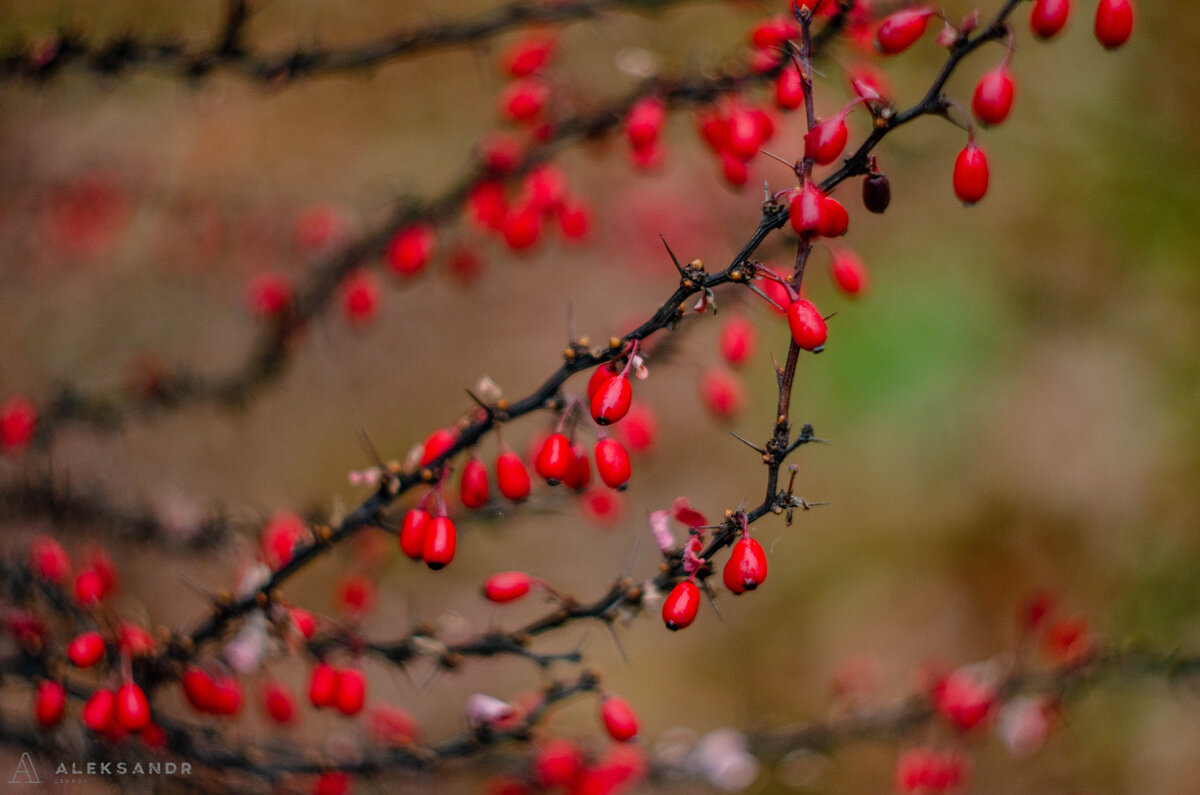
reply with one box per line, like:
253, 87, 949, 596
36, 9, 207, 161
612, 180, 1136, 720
10, 752, 40, 784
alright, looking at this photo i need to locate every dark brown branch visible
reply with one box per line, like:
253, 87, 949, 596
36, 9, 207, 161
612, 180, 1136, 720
0, 0, 698, 84
0, 475, 247, 551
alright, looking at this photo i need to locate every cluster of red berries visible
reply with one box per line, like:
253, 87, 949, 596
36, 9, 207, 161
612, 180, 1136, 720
28, 535, 117, 607
308, 662, 368, 716
870, 1, 1133, 208
1020, 588, 1097, 667
490, 735, 647, 794
181, 666, 244, 715
893, 747, 971, 794
0, 394, 37, 453
398, 505, 458, 570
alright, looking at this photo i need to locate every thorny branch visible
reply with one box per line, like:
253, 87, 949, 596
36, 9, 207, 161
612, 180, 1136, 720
0, 0, 700, 84
10, 0, 1025, 691
2, 645, 1196, 789
23, 8, 855, 450
0, 0, 1126, 789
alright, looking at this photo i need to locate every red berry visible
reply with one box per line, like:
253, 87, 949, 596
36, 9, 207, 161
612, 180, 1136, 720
480, 134, 524, 175
385, 223, 436, 277
520, 164, 567, 211
501, 35, 555, 77
788, 183, 825, 235
117, 622, 155, 657
399, 507, 430, 561
587, 361, 620, 400
211, 676, 242, 716
502, 203, 543, 250
535, 433, 573, 485
848, 64, 892, 104
720, 315, 757, 367
4, 608, 46, 651
594, 438, 632, 489
749, 16, 801, 50
862, 168, 891, 214
533, 738, 584, 789
1030, 0, 1071, 38
1094, 0, 1133, 49
84, 546, 117, 595
246, 272, 293, 317
314, 771, 352, 795
831, 249, 870, 296
309, 663, 339, 709
29, 535, 70, 585
723, 106, 759, 162
600, 695, 639, 742
260, 511, 306, 570
558, 200, 591, 240
563, 442, 592, 491
499, 78, 549, 122
35, 680, 67, 728
953, 141, 990, 205
818, 195, 849, 238
895, 748, 971, 793
341, 270, 380, 326
805, 114, 849, 165
580, 487, 624, 526
699, 368, 746, 419
496, 450, 532, 502
774, 64, 805, 111
0, 394, 37, 453
82, 688, 116, 732
483, 571, 532, 603
182, 667, 217, 713
1043, 616, 1096, 666
423, 516, 457, 570
626, 97, 665, 151
590, 374, 633, 426
68, 631, 106, 668
460, 457, 490, 509
972, 67, 1015, 126
74, 568, 106, 606
662, 580, 701, 631
615, 402, 657, 454
334, 668, 367, 716
720, 153, 749, 187
291, 608, 318, 639
787, 299, 828, 351
116, 682, 150, 731
1019, 588, 1057, 633
336, 574, 376, 617
369, 703, 422, 745
875, 8, 936, 54
933, 669, 997, 731
262, 681, 297, 724
467, 180, 508, 230
421, 427, 458, 467
140, 721, 167, 750
723, 537, 768, 594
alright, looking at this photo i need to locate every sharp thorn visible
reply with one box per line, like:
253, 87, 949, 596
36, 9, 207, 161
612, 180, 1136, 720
465, 388, 491, 413
660, 236, 685, 275
605, 622, 629, 664
358, 428, 386, 470
745, 282, 789, 313
621, 533, 642, 579
729, 432, 765, 454
702, 580, 722, 620
761, 149, 795, 168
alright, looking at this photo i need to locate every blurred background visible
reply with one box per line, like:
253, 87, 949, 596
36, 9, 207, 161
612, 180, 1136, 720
1, 0, 1198, 791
